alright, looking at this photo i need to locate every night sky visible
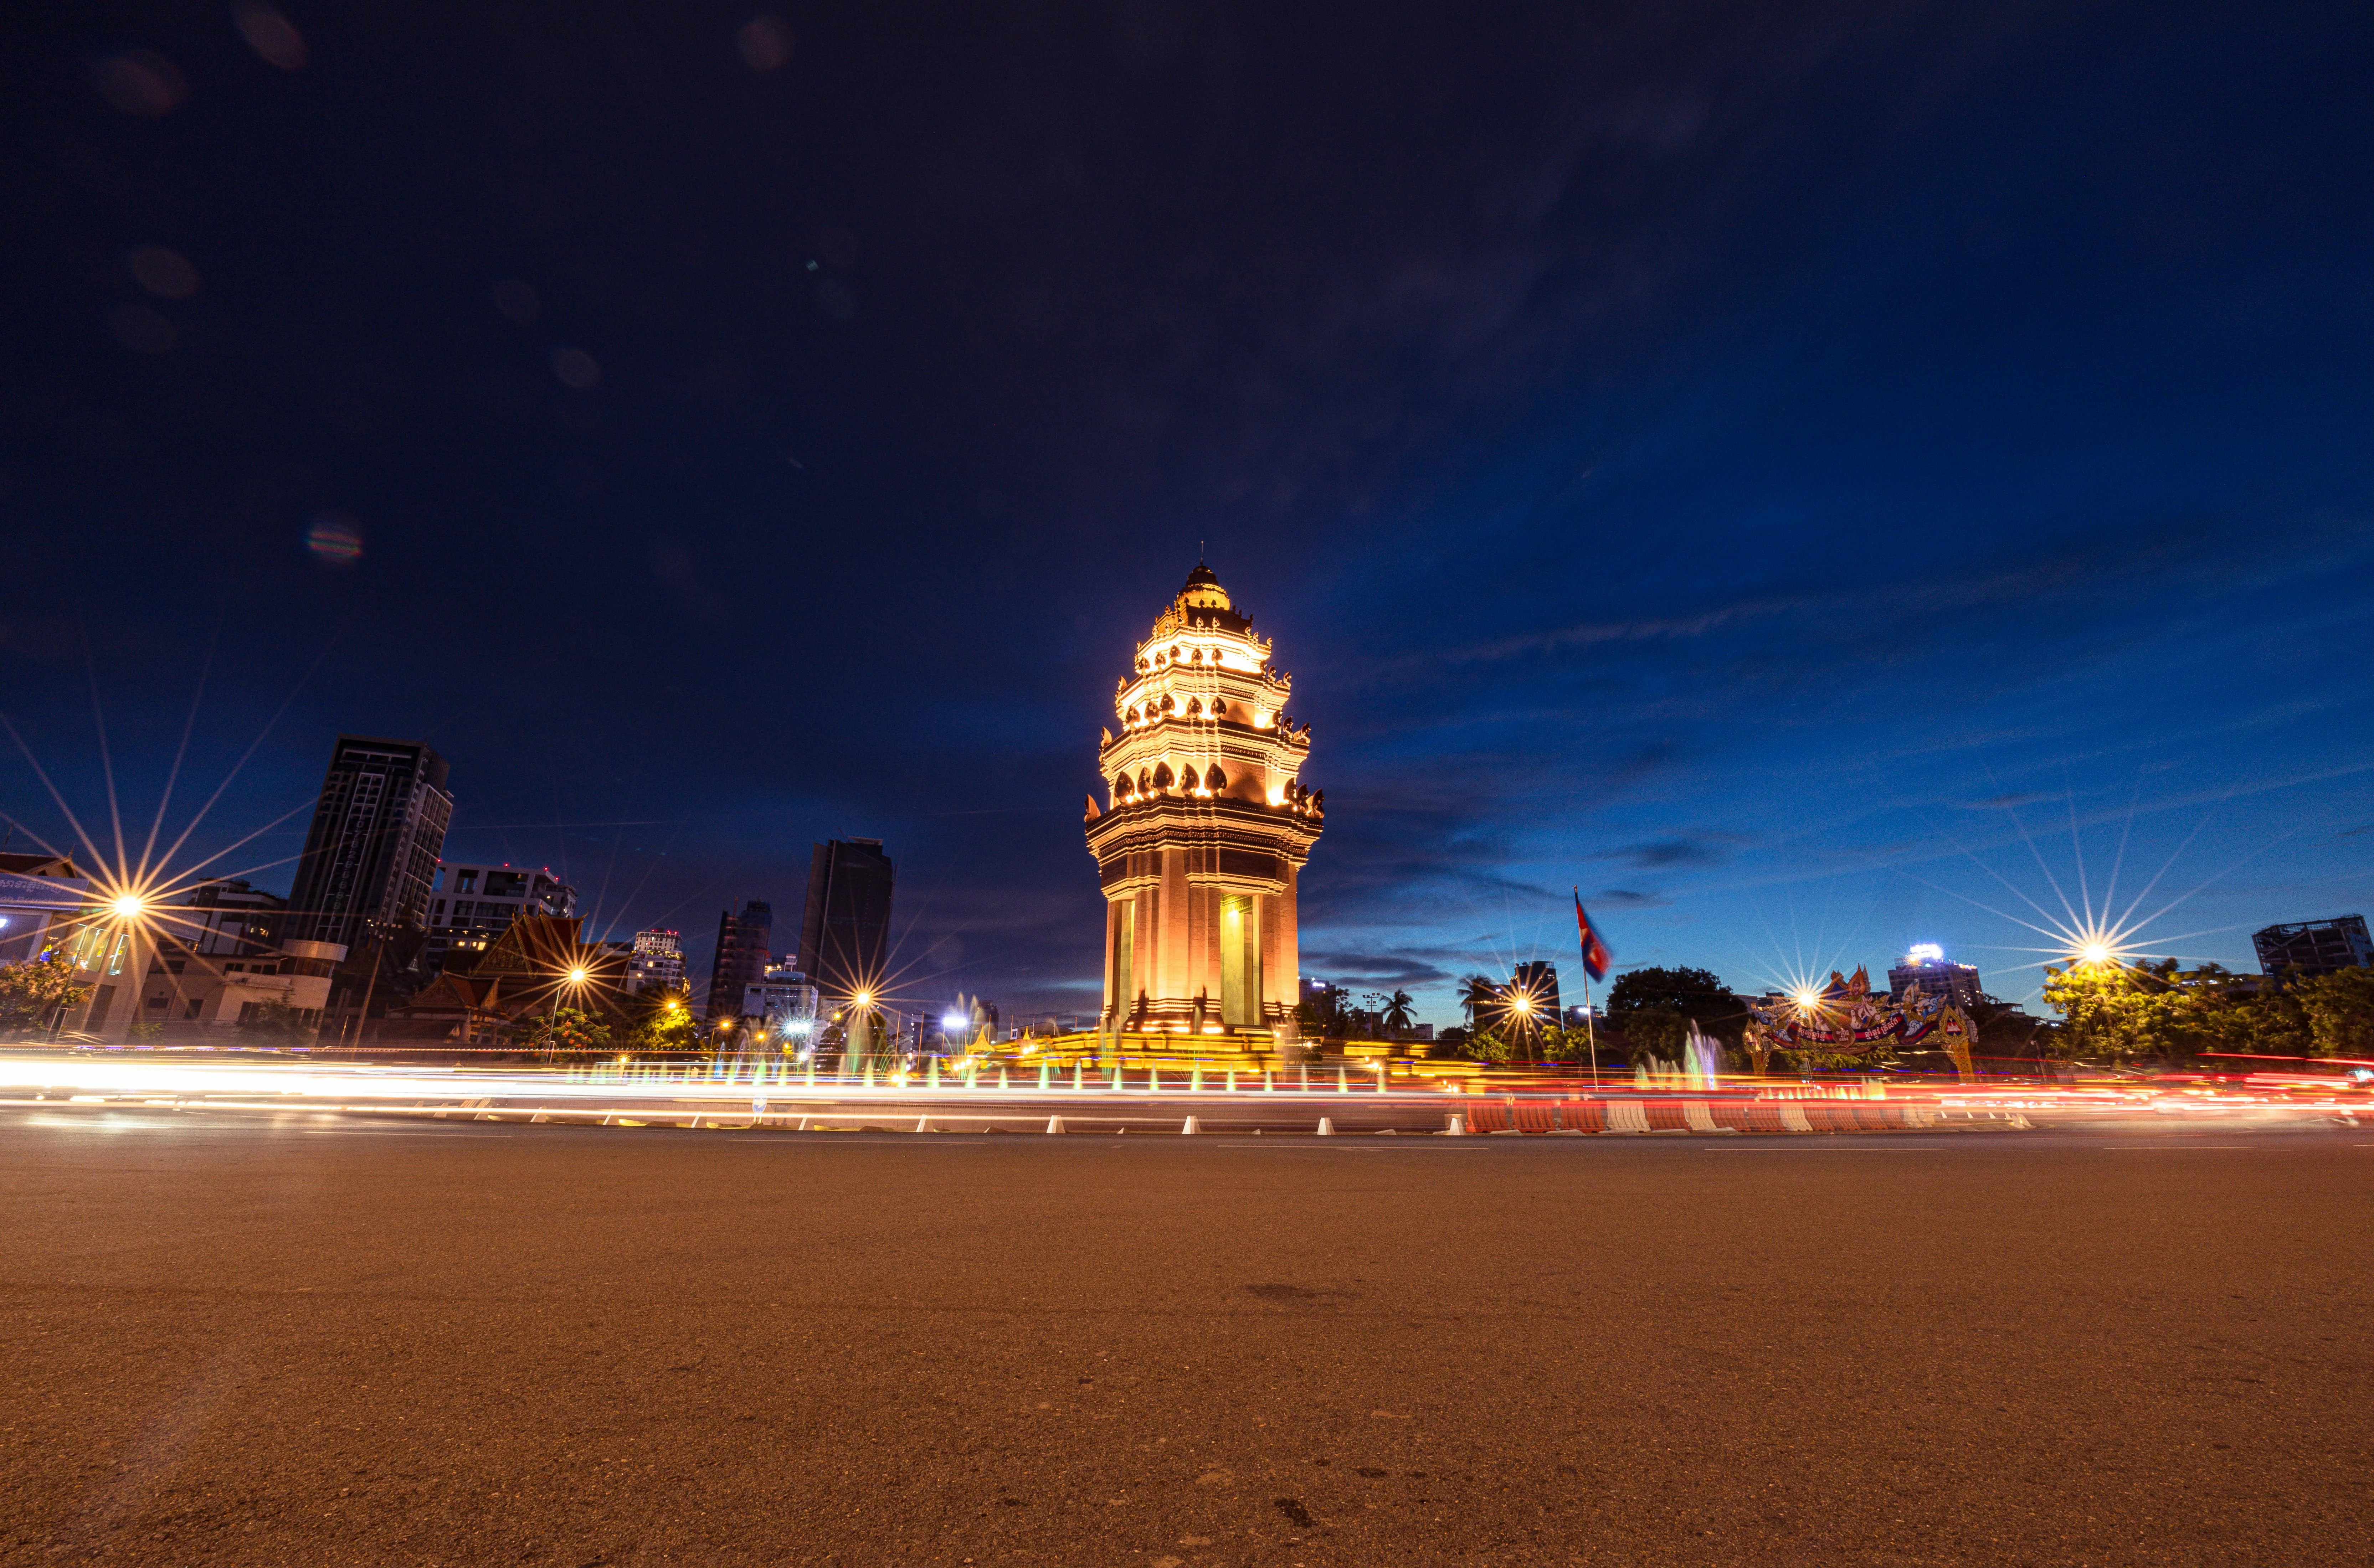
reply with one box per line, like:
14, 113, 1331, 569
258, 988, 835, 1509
4, 1, 2371, 1023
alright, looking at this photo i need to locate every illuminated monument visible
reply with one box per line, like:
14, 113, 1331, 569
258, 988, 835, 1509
1084, 564, 1323, 1042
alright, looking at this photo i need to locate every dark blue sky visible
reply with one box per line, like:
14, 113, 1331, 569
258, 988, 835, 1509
4, 1, 2370, 1021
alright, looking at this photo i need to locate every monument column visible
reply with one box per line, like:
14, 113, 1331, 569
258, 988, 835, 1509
1265, 866, 1301, 1028
1158, 847, 1189, 1011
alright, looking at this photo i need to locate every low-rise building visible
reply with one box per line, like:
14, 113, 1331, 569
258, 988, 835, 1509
1887, 946, 1985, 1009
742, 964, 822, 1041
117, 880, 344, 1042
0, 855, 91, 969
2253, 916, 2372, 979
384, 914, 627, 1049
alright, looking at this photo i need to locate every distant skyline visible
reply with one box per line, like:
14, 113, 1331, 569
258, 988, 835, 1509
3, 2, 2369, 1022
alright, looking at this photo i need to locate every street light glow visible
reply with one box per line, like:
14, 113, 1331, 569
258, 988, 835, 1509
110, 893, 147, 920
566, 966, 590, 984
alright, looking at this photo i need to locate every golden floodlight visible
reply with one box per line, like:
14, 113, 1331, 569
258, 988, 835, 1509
1507, 990, 1535, 1016
854, 990, 873, 1007
1793, 988, 1821, 1011
110, 893, 148, 920
2079, 943, 2113, 965
566, 966, 590, 984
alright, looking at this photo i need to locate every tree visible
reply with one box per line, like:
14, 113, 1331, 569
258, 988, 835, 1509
2042, 959, 2295, 1066
1604, 965, 1745, 1046
0, 955, 88, 1038
2294, 966, 2374, 1058
1538, 1024, 1598, 1064
623, 986, 698, 1052
519, 1006, 616, 1056
237, 1001, 318, 1048
1296, 985, 1349, 1040
1466, 1029, 1518, 1064
1382, 990, 1415, 1033
1614, 1006, 1688, 1066
1967, 997, 2053, 1063
1457, 974, 1499, 1028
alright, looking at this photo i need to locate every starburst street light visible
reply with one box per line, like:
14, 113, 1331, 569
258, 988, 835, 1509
110, 893, 148, 920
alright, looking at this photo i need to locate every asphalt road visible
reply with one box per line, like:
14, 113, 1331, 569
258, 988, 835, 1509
2, 1110, 2369, 1566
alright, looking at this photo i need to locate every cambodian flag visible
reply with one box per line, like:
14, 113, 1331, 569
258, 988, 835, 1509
1574, 889, 1612, 982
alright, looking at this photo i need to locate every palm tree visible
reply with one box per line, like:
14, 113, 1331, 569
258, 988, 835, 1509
1383, 990, 1415, 1033
1458, 974, 1500, 1028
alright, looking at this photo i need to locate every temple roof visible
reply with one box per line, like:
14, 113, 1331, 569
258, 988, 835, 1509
1177, 563, 1232, 613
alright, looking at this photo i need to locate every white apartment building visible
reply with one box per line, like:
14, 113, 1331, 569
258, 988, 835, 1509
425, 862, 576, 972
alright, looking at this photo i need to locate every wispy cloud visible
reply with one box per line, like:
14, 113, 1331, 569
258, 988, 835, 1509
1594, 834, 1742, 869
1298, 948, 1459, 989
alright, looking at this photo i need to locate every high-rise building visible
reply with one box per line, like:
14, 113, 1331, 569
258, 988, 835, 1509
423, 862, 575, 973
1471, 962, 1559, 1039
1510, 961, 1562, 1021
626, 928, 686, 994
1887, 946, 1985, 1008
2253, 916, 2373, 978
798, 839, 895, 1003
1085, 564, 1321, 1037
705, 900, 772, 1019
284, 736, 453, 949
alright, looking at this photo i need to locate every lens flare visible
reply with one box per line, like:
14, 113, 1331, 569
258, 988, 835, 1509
305, 513, 364, 566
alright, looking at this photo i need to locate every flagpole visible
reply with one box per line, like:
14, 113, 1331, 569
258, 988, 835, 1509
1575, 886, 1598, 1084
